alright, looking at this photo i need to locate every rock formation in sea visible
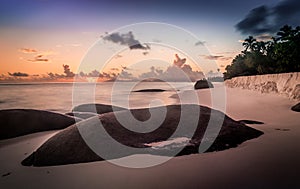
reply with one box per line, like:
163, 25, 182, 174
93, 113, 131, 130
291, 102, 300, 112
194, 80, 214, 90
72, 103, 127, 114
133, 89, 166, 92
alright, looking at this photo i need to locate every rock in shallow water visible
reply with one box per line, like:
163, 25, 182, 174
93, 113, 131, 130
0, 109, 77, 140
22, 104, 263, 166
194, 80, 214, 90
291, 102, 300, 112
72, 103, 127, 114
133, 89, 166, 92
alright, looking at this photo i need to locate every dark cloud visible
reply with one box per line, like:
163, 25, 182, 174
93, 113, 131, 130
118, 70, 135, 80
103, 31, 150, 50
48, 65, 117, 81
28, 54, 49, 62
47, 72, 64, 79
46, 65, 78, 79
236, 0, 300, 35
77, 69, 119, 81
88, 54, 204, 82
206, 70, 223, 78
272, 0, 300, 27
129, 43, 150, 50
139, 66, 162, 79
99, 71, 117, 80
202, 55, 232, 61
203, 55, 223, 60
121, 65, 134, 71
63, 64, 75, 77
236, 6, 271, 35
2, 55, 205, 82
138, 54, 204, 82
47, 65, 76, 79
195, 41, 205, 46
8, 72, 29, 77
87, 70, 101, 77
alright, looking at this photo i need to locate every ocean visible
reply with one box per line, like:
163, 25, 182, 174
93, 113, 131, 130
0, 82, 195, 113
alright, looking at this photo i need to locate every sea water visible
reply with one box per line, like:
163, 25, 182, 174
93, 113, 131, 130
0, 82, 194, 113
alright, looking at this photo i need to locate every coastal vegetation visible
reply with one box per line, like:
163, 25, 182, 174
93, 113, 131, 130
224, 25, 300, 79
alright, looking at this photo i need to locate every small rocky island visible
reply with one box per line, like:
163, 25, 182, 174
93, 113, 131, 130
194, 79, 214, 90
291, 102, 300, 112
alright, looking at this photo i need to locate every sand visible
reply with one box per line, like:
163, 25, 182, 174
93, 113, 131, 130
1, 86, 300, 189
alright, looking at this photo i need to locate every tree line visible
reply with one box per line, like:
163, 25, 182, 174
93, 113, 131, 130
224, 25, 300, 79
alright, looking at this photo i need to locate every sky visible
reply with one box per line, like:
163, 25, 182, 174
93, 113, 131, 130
0, 0, 299, 82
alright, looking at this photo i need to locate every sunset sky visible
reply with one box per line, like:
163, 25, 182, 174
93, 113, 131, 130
0, 0, 299, 81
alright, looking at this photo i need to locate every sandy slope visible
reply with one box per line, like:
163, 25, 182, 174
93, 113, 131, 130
225, 72, 300, 100
1, 87, 300, 189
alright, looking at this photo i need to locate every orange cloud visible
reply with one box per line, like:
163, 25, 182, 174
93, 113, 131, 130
27, 55, 49, 62
19, 48, 55, 63
19, 48, 37, 54
173, 54, 186, 67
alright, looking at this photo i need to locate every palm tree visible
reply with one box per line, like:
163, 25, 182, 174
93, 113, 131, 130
277, 25, 293, 41
256, 41, 267, 54
242, 36, 257, 53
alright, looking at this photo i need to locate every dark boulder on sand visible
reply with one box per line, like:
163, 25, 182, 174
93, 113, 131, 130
72, 103, 126, 114
0, 109, 77, 140
21, 124, 102, 166
22, 104, 263, 166
194, 80, 214, 90
291, 102, 300, 112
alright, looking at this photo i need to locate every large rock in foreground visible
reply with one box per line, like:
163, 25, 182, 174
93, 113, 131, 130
0, 109, 76, 140
194, 80, 214, 90
22, 105, 263, 166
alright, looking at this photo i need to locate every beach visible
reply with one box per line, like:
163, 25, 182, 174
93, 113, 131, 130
1, 0, 300, 188
1, 86, 299, 189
